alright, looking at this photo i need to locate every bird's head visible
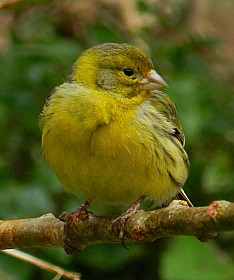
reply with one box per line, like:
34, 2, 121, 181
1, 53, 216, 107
72, 43, 168, 98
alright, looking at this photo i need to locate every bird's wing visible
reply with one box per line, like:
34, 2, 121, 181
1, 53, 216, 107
148, 91, 193, 207
148, 91, 185, 147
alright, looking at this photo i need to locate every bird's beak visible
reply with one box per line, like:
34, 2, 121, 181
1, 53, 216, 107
143, 70, 169, 90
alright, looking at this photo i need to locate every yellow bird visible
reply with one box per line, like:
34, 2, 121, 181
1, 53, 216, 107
40, 43, 192, 215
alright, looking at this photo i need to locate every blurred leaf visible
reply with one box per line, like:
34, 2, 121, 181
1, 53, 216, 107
161, 237, 234, 280
0, 253, 34, 280
75, 244, 146, 271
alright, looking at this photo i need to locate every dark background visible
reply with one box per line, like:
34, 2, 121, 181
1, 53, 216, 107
0, 0, 233, 279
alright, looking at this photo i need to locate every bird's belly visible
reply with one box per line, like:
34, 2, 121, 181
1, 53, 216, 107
42, 118, 183, 212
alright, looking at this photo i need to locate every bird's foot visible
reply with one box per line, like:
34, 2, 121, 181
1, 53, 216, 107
112, 195, 146, 249
59, 201, 90, 254
59, 200, 90, 224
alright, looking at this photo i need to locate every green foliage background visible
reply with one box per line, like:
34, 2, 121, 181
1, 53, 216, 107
0, 0, 233, 279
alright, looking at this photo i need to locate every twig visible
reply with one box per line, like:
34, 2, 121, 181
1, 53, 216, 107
1, 249, 81, 279
0, 0, 25, 9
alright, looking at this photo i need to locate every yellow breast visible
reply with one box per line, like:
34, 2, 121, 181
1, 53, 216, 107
40, 83, 188, 213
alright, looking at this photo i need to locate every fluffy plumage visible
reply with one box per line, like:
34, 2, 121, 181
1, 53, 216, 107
40, 43, 190, 214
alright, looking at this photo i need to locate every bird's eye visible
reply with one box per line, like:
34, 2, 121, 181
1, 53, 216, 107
123, 68, 134, 76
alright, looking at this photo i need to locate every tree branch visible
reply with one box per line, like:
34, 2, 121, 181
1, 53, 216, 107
0, 201, 233, 254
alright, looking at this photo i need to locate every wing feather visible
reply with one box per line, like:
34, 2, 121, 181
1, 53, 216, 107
148, 91, 185, 146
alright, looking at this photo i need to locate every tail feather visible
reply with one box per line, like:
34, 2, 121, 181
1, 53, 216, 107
178, 189, 194, 207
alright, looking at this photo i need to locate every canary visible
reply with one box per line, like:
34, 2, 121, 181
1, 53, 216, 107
40, 43, 192, 215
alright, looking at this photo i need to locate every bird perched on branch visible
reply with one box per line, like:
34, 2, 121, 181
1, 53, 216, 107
40, 43, 192, 217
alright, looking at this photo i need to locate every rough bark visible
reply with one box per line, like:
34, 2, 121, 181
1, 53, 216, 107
0, 200, 233, 254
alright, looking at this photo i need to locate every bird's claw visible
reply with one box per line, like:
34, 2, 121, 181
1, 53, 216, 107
59, 201, 90, 254
112, 195, 146, 249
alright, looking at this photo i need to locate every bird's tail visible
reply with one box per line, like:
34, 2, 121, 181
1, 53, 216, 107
178, 189, 194, 207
